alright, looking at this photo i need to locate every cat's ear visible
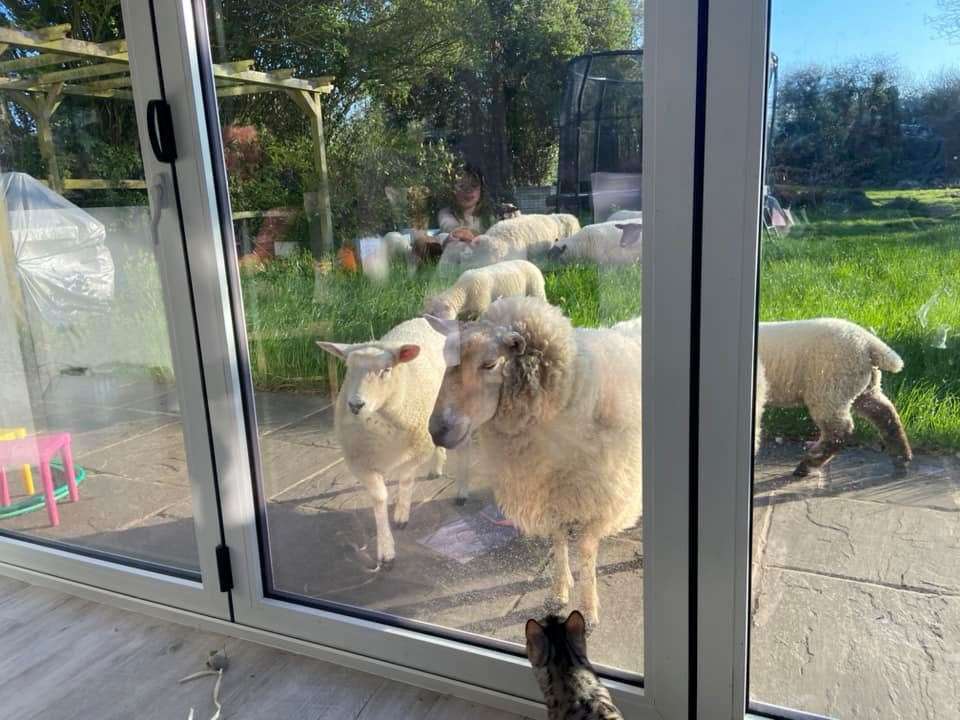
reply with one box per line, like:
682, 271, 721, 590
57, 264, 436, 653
525, 619, 548, 667
564, 611, 588, 655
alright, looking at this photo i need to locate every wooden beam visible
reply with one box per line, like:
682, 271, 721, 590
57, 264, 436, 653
213, 66, 332, 92
0, 52, 75, 73
0, 27, 129, 62
214, 59, 256, 73
73, 74, 133, 91
33, 24, 72, 42
215, 84, 284, 99
0, 60, 127, 89
60, 85, 134, 100
63, 178, 146, 190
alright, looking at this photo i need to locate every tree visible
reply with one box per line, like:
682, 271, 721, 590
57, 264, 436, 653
927, 0, 960, 44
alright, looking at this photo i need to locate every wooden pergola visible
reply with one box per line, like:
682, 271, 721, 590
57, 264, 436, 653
0, 23, 335, 251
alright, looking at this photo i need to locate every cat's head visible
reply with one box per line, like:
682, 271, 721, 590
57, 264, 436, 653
524, 611, 589, 668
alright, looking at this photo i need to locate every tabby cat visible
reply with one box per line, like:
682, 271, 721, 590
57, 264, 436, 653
524, 611, 624, 720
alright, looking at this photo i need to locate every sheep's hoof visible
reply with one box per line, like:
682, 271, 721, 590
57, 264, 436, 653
454, 496, 467, 507
891, 457, 911, 475
395, 521, 408, 530
793, 463, 812, 478
426, 471, 442, 480
378, 558, 395, 571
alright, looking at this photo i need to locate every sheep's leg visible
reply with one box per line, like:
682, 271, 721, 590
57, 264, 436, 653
393, 462, 418, 529
360, 471, 395, 568
545, 532, 574, 613
577, 532, 602, 629
794, 412, 852, 477
427, 446, 446, 479
853, 389, 912, 469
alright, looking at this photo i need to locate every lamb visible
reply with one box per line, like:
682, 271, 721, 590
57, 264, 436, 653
756, 318, 911, 475
423, 260, 547, 320
439, 213, 581, 269
317, 318, 448, 568
426, 297, 643, 626
547, 220, 642, 265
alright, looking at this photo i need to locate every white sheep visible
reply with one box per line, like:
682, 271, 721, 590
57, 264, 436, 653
438, 213, 580, 269
423, 260, 547, 320
317, 318, 448, 568
427, 297, 643, 625
757, 318, 911, 475
547, 220, 642, 265
606, 209, 643, 222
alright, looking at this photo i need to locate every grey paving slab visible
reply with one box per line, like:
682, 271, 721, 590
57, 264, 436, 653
78, 421, 189, 486
253, 391, 332, 433
269, 403, 338, 448
749, 568, 960, 720
257, 436, 343, 499
36, 405, 177, 457
0, 473, 194, 571
762, 496, 960, 595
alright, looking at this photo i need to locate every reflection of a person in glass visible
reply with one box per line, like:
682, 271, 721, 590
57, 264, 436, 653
437, 164, 496, 242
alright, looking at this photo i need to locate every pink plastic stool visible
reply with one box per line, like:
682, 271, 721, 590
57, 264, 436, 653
0, 433, 77, 526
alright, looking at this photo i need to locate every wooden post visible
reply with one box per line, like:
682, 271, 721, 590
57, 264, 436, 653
14, 84, 65, 193
289, 89, 334, 256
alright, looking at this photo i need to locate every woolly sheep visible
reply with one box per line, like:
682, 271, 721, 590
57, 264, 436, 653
438, 213, 581, 269
756, 318, 911, 475
547, 220, 642, 265
423, 260, 547, 320
426, 297, 643, 625
606, 209, 643, 222
317, 318, 448, 568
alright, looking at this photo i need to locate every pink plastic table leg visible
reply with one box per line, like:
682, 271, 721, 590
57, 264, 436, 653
39, 462, 60, 526
0, 467, 9, 507
61, 441, 79, 503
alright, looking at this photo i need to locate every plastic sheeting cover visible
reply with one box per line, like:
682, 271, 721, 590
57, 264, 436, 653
2, 172, 115, 326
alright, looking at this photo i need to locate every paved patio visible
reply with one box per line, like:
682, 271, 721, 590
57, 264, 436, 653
1, 373, 957, 717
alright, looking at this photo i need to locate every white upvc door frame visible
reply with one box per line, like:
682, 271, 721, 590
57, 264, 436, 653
695, 0, 771, 719
118, 0, 711, 717
0, 0, 231, 621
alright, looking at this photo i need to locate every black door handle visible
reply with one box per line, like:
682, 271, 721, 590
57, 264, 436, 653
146, 99, 177, 163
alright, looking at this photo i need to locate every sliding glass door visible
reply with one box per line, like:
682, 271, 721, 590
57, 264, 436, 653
0, 1, 230, 616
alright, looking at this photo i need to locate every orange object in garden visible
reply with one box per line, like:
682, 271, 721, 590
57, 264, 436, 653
338, 246, 359, 272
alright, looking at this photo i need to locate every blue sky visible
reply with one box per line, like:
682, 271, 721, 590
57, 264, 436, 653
772, 0, 960, 82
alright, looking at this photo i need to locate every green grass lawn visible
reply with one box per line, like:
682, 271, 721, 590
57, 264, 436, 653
240, 189, 960, 451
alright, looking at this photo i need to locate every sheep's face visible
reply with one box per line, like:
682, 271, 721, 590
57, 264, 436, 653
316, 341, 420, 418
426, 321, 523, 448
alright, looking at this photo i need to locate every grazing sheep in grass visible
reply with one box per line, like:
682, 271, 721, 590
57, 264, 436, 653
317, 318, 448, 568
757, 318, 911, 475
427, 297, 643, 626
439, 214, 580, 269
423, 260, 547, 320
547, 220, 642, 265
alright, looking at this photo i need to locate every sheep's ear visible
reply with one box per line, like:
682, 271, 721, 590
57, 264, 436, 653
424, 314, 459, 337
316, 341, 352, 359
564, 611, 588, 654
525, 619, 548, 667
394, 344, 421, 365
501, 331, 526, 355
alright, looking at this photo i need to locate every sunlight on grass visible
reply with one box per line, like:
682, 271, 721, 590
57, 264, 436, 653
239, 190, 960, 450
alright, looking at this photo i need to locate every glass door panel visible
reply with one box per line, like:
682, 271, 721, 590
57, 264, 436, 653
750, 3, 960, 718
203, 0, 649, 679
0, 0, 229, 617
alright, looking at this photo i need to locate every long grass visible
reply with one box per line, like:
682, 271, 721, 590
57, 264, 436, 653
240, 190, 960, 451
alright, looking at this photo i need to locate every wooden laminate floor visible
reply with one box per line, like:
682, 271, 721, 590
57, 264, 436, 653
0, 576, 531, 720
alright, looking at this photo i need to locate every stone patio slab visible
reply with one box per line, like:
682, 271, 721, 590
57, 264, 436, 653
750, 567, 960, 720
253, 391, 332, 434
762, 496, 960, 595
78, 421, 189, 486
